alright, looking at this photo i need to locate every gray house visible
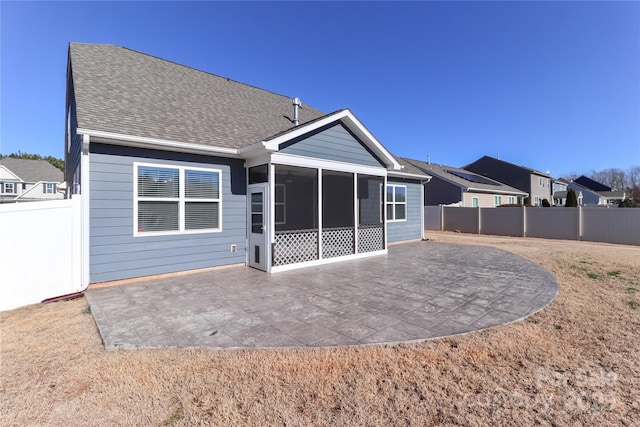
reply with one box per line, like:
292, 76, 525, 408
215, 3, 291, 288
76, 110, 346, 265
463, 156, 553, 206
573, 175, 626, 206
403, 158, 527, 207
0, 158, 64, 202
65, 43, 430, 285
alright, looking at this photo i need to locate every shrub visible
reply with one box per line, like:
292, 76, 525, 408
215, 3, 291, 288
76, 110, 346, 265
566, 189, 578, 207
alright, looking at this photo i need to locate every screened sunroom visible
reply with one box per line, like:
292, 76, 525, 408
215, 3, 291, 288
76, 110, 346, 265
247, 162, 388, 272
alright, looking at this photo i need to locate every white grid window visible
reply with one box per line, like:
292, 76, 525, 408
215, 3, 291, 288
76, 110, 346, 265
4, 183, 14, 194
44, 183, 55, 194
386, 184, 407, 221
134, 163, 221, 236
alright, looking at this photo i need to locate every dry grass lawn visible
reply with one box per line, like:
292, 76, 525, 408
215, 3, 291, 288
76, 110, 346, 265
2, 232, 639, 426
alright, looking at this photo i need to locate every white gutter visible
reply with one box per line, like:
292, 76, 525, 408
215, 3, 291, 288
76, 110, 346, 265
466, 187, 528, 196
76, 128, 240, 157
388, 171, 432, 181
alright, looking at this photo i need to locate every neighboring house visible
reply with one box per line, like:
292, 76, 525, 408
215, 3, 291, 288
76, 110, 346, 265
553, 178, 598, 206
463, 156, 553, 206
65, 43, 431, 285
403, 158, 527, 207
573, 175, 626, 206
0, 158, 64, 202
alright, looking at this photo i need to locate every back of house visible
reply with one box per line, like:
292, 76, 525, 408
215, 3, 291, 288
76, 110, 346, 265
66, 43, 430, 285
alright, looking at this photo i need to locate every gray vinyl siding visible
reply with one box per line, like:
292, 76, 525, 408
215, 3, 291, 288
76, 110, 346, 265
89, 144, 246, 283
279, 124, 384, 167
65, 82, 82, 189
386, 179, 422, 243
424, 176, 463, 206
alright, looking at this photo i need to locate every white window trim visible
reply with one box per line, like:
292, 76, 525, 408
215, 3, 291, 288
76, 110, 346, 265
133, 162, 222, 237
386, 184, 407, 222
494, 195, 502, 206
508, 196, 516, 205
471, 197, 479, 208
45, 183, 55, 194
4, 182, 15, 194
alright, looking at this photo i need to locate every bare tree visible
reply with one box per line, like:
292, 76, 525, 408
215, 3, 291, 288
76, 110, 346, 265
628, 166, 640, 189
590, 168, 626, 190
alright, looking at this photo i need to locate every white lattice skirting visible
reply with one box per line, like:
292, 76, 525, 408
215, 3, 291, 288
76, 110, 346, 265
358, 225, 385, 253
273, 230, 318, 266
322, 227, 355, 259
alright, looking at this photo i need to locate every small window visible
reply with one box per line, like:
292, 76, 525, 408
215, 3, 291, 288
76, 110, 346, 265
472, 197, 479, 208
508, 196, 516, 205
4, 183, 14, 194
494, 195, 502, 206
134, 163, 221, 235
44, 183, 55, 194
386, 184, 407, 221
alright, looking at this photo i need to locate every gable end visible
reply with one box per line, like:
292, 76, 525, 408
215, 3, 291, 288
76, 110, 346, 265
278, 123, 385, 168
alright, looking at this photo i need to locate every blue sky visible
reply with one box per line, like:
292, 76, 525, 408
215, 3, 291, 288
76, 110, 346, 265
1, 1, 638, 177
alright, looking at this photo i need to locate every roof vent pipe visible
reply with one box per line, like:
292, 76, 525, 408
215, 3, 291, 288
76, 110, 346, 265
292, 97, 301, 126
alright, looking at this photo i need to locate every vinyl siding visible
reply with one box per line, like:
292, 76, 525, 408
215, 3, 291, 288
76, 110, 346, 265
424, 176, 463, 206
65, 84, 83, 192
386, 178, 422, 243
279, 124, 384, 167
89, 144, 246, 283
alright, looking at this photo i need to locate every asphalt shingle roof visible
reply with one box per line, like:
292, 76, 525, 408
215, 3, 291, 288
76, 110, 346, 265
69, 43, 327, 149
0, 158, 64, 183
403, 158, 527, 195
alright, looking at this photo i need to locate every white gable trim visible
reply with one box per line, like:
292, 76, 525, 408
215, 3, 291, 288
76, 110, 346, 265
0, 165, 23, 181
262, 110, 402, 170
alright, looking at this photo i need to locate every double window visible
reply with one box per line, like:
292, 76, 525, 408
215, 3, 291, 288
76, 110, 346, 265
3, 183, 14, 194
494, 195, 502, 206
134, 163, 221, 235
386, 184, 407, 221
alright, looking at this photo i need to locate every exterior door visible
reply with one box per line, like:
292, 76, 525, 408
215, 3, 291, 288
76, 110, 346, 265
248, 186, 267, 271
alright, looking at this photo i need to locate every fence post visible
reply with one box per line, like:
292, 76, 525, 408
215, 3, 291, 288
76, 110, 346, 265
577, 206, 582, 241
522, 206, 527, 237
440, 204, 444, 231
477, 206, 481, 234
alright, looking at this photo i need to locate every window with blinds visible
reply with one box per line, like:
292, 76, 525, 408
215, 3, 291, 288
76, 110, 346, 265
134, 163, 221, 235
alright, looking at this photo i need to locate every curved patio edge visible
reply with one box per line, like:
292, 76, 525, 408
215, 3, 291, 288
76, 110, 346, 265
86, 241, 558, 350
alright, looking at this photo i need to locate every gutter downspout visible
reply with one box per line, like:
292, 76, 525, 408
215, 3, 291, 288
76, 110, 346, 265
79, 134, 91, 291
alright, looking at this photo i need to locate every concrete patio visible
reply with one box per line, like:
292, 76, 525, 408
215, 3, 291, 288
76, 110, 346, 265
85, 241, 558, 350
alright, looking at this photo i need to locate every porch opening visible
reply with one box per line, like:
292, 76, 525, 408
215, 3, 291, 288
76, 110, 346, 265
272, 165, 385, 268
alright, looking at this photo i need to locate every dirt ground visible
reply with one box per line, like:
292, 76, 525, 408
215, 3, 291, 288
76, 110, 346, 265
2, 232, 639, 426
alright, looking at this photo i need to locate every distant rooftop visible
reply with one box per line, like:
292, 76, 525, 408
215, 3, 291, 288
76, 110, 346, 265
0, 158, 63, 183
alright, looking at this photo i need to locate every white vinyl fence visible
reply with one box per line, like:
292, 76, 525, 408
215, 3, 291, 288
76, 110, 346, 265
0, 197, 82, 311
425, 206, 640, 246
